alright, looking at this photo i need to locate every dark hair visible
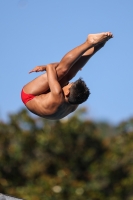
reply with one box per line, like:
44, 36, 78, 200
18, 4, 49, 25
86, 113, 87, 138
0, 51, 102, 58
68, 78, 90, 104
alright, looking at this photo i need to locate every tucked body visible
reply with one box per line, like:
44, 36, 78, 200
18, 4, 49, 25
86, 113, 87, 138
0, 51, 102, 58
21, 32, 113, 120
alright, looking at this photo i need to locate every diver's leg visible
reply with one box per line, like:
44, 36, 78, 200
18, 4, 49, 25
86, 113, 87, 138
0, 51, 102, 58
59, 42, 106, 84
56, 32, 112, 80
23, 32, 113, 95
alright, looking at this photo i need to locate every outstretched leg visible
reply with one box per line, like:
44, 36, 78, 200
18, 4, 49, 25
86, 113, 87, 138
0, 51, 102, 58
23, 32, 113, 95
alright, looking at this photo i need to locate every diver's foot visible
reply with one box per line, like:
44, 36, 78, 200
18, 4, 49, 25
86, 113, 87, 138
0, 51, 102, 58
87, 32, 113, 46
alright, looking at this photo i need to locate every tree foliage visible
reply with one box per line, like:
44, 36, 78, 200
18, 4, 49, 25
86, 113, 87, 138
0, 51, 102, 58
0, 108, 133, 200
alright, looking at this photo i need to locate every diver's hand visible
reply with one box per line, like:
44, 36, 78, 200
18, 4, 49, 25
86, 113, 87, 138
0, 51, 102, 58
29, 66, 46, 73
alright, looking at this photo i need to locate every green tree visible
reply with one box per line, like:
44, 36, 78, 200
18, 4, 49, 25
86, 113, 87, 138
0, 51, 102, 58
0, 108, 133, 200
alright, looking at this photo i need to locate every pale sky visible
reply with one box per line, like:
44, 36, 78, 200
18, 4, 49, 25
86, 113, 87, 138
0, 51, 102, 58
0, 0, 133, 124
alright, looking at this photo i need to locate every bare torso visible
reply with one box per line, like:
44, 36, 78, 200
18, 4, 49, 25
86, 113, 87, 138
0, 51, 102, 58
25, 92, 78, 120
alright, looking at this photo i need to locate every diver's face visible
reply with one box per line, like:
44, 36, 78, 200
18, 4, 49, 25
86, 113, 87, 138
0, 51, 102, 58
64, 83, 73, 99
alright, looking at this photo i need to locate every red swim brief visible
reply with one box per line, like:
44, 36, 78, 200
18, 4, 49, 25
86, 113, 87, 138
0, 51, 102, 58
21, 89, 35, 104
